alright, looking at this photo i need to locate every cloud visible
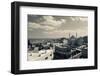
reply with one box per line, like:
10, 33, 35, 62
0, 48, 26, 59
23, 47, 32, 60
28, 22, 55, 31
79, 17, 88, 21
28, 15, 66, 31
69, 16, 88, 22
28, 15, 88, 38
40, 16, 66, 27
44, 29, 87, 38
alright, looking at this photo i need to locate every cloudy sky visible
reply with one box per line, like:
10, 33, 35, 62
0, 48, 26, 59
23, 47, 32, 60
28, 15, 88, 39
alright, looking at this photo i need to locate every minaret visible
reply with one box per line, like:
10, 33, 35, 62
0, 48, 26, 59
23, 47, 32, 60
69, 33, 70, 38
76, 32, 77, 38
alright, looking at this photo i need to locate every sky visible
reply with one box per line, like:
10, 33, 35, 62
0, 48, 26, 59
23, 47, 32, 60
28, 15, 88, 39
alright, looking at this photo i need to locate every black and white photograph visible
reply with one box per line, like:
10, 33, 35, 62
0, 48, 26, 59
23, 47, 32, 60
27, 15, 88, 61
11, 1, 97, 74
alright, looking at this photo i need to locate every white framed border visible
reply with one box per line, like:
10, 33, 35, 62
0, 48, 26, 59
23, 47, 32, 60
20, 6, 95, 70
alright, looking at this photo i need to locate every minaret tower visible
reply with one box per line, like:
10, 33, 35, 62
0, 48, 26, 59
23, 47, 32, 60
76, 32, 77, 38
69, 33, 70, 38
